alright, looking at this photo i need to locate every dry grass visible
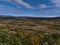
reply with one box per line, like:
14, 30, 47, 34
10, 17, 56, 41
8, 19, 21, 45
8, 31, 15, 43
0, 18, 60, 45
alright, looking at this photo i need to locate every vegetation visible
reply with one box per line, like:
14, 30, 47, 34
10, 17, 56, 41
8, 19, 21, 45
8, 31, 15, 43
0, 17, 60, 45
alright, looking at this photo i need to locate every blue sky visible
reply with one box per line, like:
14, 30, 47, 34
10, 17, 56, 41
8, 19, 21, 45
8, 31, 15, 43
0, 0, 60, 17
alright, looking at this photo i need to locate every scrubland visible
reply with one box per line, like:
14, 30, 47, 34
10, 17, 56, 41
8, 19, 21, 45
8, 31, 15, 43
0, 17, 60, 45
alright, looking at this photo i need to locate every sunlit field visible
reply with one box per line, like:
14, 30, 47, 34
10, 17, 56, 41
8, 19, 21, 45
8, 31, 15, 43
0, 17, 60, 45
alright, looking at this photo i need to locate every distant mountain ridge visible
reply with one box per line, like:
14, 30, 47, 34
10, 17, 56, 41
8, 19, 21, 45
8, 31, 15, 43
0, 15, 60, 21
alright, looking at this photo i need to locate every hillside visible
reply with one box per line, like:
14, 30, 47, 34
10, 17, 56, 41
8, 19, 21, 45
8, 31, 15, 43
0, 16, 60, 45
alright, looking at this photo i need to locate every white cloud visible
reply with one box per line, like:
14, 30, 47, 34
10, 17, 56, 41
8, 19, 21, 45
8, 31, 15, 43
40, 8, 60, 15
0, 5, 22, 15
13, 0, 34, 9
38, 4, 48, 9
51, 0, 60, 8
46, 16, 58, 17
1, 0, 34, 9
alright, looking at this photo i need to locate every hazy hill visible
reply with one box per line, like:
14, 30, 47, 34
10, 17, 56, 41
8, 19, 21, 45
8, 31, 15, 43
0, 15, 60, 20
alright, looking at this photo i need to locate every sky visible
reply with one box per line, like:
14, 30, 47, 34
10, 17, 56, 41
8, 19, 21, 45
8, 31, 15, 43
0, 0, 60, 17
